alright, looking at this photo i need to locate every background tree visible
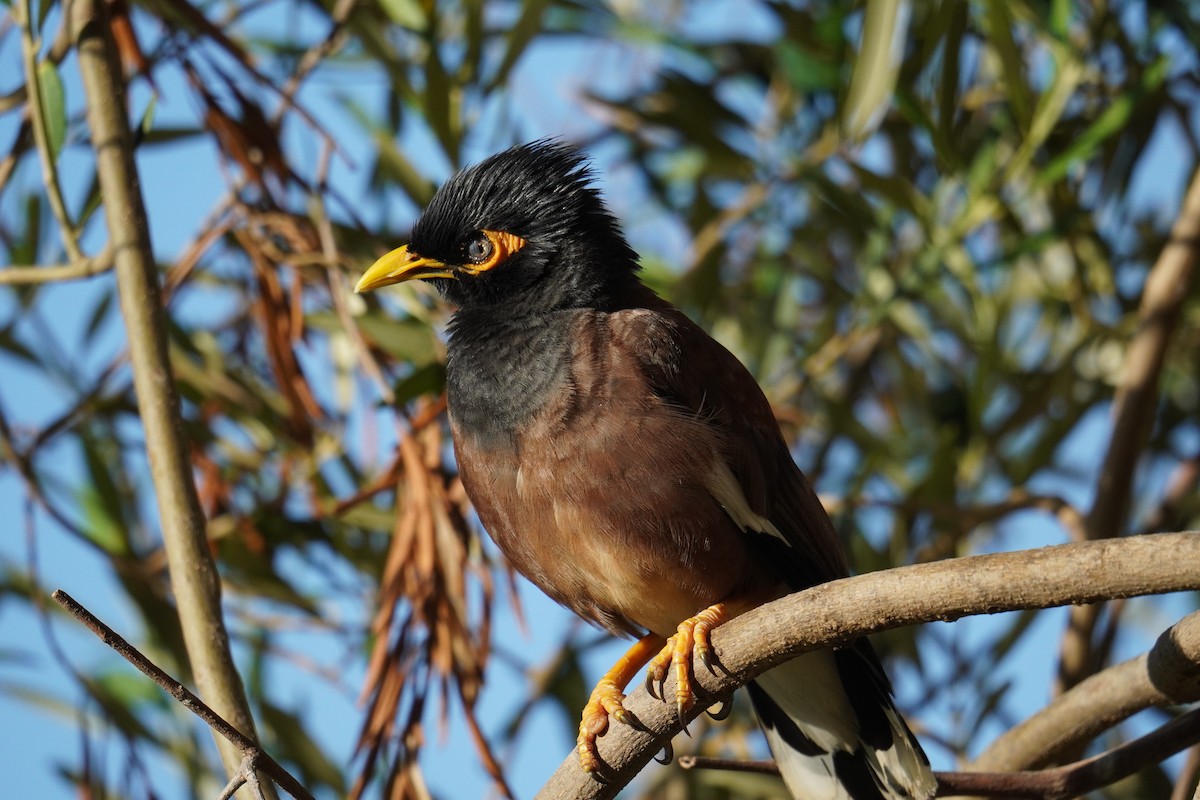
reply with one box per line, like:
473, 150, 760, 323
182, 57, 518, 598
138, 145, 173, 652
1, 1, 1199, 798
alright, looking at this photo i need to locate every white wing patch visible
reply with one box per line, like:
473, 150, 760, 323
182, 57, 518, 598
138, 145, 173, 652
706, 460, 790, 544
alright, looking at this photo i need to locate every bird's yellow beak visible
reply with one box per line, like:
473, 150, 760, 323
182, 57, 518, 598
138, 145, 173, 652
354, 245, 456, 293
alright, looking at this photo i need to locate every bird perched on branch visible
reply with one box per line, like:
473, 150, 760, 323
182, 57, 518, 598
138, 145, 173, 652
356, 140, 935, 800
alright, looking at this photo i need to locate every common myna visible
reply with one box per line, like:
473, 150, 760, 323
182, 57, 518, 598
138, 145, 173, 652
356, 141, 935, 800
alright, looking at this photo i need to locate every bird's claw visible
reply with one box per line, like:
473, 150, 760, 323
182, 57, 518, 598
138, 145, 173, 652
654, 741, 674, 765
644, 656, 668, 700
577, 679, 632, 775
705, 697, 734, 721
644, 604, 728, 734
576, 633, 665, 776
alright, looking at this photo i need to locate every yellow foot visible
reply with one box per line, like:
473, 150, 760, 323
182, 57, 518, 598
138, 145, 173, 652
576, 633, 666, 774
644, 603, 727, 733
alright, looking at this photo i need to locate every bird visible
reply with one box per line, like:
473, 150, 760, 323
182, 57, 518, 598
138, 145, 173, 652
355, 140, 936, 800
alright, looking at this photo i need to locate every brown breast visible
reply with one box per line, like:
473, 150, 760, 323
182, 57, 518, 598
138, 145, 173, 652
451, 308, 782, 637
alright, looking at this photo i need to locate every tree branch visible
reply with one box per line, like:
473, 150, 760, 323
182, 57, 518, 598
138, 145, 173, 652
1059, 166, 1200, 692
974, 610, 1200, 771
534, 532, 1200, 800
0, 244, 115, 285
52, 591, 314, 800
681, 707, 1200, 798
71, 1, 271, 795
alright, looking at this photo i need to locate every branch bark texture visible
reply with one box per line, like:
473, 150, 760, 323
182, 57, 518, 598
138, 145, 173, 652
535, 532, 1200, 800
71, 1, 267, 792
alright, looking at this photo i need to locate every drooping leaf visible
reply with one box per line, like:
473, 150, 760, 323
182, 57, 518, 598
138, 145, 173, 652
35, 61, 66, 162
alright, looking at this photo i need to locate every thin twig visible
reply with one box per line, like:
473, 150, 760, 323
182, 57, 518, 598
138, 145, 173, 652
681, 707, 1200, 799
677, 756, 776, 774
16, 0, 83, 261
52, 591, 315, 800
0, 244, 115, 285
0, 399, 95, 544
312, 193, 396, 405
217, 754, 270, 800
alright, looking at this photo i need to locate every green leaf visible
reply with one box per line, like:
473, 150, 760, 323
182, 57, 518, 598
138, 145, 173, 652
82, 288, 114, 344
1048, 0, 1071, 39
337, 500, 397, 532
353, 314, 440, 365
133, 95, 157, 147
776, 40, 841, 92
77, 433, 132, 555
984, 1, 1032, 131
0, 324, 41, 365
36, 60, 66, 162
138, 126, 205, 146
842, 0, 909, 142
377, 0, 424, 29
35, 0, 54, 33
392, 361, 445, 404
86, 671, 160, 742
935, 0, 969, 150
74, 170, 103, 229
79, 487, 129, 554
1036, 55, 1171, 187
422, 37, 457, 157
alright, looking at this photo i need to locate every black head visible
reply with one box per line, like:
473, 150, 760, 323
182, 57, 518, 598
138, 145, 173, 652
355, 140, 641, 315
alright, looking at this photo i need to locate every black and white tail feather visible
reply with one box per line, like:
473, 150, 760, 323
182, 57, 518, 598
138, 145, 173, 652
746, 642, 935, 800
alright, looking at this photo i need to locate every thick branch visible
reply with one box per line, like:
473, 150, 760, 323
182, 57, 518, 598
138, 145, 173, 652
974, 610, 1200, 771
535, 532, 1200, 800
71, 1, 269, 794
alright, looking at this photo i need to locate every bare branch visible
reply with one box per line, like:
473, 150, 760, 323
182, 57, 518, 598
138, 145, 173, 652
975, 610, 1200, 771
535, 532, 1200, 800
683, 706, 1200, 799
71, 0, 271, 793
1170, 744, 1200, 800
53, 591, 314, 800
0, 245, 115, 285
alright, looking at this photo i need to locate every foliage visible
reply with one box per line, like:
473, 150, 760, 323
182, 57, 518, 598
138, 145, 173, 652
1, 0, 1198, 798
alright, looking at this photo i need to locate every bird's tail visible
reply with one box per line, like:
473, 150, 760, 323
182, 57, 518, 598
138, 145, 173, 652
747, 641, 935, 800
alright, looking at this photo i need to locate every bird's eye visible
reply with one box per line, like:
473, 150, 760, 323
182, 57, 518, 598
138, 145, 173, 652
466, 235, 494, 264
457, 229, 527, 276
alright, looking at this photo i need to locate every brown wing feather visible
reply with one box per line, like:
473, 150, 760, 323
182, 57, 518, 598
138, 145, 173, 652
609, 295, 851, 586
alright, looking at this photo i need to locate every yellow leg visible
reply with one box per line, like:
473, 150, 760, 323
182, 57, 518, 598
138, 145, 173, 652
644, 603, 728, 733
577, 632, 667, 773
